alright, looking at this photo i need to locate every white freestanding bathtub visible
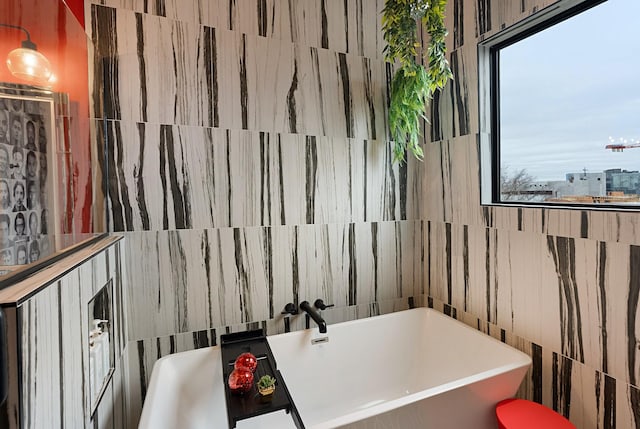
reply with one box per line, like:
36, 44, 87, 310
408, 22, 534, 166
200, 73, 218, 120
139, 307, 531, 429
267, 307, 531, 429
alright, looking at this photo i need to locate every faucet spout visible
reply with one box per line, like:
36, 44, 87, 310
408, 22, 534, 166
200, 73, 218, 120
299, 301, 327, 333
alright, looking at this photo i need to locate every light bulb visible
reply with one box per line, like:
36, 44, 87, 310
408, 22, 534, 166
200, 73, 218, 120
6, 47, 53, 86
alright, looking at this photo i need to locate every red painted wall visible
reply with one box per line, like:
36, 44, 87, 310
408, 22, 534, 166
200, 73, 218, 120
62, 0, 85, 28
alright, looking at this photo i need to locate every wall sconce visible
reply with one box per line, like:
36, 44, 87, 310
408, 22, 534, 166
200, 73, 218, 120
0, 23, 55, 87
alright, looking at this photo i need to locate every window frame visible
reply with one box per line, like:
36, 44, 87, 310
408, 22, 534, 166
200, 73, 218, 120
476, 0, 638, 210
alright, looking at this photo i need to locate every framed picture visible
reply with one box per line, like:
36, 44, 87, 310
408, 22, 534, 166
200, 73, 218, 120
0, 90, 55, 265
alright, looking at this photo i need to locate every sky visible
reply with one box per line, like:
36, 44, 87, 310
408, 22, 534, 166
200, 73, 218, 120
499, 0, 640, 181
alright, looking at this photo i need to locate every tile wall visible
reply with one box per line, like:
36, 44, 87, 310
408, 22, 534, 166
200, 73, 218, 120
88, 0, 425, 425
422, 0, 640, 427
87, 0, 640, 428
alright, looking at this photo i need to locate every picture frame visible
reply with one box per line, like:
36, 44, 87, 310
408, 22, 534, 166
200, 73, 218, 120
0, 87, 57, 266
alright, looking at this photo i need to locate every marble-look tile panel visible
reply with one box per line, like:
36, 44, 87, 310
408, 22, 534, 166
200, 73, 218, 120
108, 352, 127, 429
59, 274, 89, 428
443, 0, 474, 51
92, 379, 115, 429
451, 223, 494, 320
19, 287, 62, 429
88, 0, 212, 27
541, 209, 589, 242
580, 210, 640, 246
617, 381, 640, 429
426, 221, 492, 318
426, 221, 640, 391
122, 221, 423, 341
543, 350, 614, 428
537, 236, 637, 391
90, 4, 388, 140
494, 230, 558, 347
425, 42, 478, 142
472, 203, 640, 247
88, 0, 386, 59
98, 122, 423, 231
0, 307, 20, 429
475, 0, 562, 41
422, 134, 485, 226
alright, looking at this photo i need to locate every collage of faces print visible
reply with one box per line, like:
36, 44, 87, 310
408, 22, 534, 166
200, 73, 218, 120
0, 96, 50, 266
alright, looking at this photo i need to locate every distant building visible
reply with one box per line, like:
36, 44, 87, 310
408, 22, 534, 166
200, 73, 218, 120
560, 171, 606, 197
502, 169, 640, 204
605, 169, 640, 195
536, 172, 607, 199
518, 171, 606, 202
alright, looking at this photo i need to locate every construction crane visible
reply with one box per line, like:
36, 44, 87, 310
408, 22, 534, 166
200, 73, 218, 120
606, 143, 640, 152
606, 137, 640, 152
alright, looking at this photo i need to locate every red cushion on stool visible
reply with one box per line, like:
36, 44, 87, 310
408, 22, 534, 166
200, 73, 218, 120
496, 399, 577, 429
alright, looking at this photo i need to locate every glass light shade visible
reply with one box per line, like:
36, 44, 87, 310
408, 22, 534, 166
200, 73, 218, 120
6, 47, 53, 86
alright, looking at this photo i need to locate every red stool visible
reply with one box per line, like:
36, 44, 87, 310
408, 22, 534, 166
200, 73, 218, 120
496, 399, 577, 429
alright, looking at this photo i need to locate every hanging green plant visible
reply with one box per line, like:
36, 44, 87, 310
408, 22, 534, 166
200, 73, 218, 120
382, 0, 453, 163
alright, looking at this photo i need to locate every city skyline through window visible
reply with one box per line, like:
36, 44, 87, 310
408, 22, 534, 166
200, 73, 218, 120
498, 0, 639, 204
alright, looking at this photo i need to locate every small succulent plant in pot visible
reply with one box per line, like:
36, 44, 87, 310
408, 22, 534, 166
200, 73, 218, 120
257, 375, 276, 397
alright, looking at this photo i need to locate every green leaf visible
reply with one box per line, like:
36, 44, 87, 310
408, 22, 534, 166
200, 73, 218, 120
383, 0, 452, 163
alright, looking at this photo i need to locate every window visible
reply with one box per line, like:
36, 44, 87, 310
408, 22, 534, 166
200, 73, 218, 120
479, 0, 640, 208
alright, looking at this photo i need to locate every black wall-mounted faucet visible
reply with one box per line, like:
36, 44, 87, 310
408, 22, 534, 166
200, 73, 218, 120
299, 301, 327, 333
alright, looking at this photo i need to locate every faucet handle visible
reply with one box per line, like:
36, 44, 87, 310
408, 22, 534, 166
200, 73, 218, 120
281, 302, 298, 315
313, 299, 334, 310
